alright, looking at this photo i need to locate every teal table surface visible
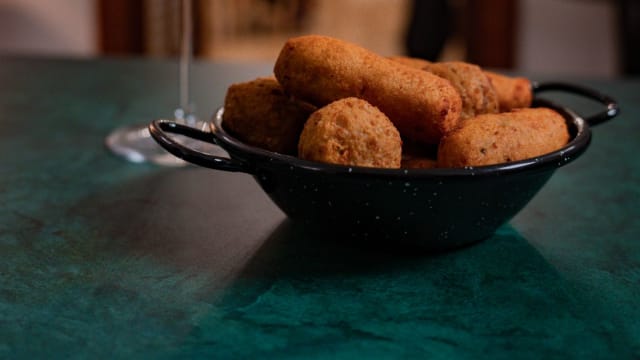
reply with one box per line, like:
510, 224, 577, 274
1, 57, 639, 359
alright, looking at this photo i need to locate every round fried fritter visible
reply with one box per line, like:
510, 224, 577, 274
274, 35, 462, 145
437, 108, 570, 168
298, 97, 402, 168
423, 61, 499, 120
223, 77, 315, 155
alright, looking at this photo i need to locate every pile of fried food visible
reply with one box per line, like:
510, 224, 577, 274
223, 35, 569, 169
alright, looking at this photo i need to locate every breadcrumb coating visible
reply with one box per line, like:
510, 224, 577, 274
298, 97, 402, 168
275, 35, 462, 145
437, 108, 569, 167
223, 77, 315, 154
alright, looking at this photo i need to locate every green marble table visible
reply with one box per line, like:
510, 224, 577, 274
1, 57, 638, 359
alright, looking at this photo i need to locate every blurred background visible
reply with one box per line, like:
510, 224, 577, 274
0, 0, 637, 77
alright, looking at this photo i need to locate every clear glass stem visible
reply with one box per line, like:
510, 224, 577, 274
105, 0, 203, 167
176, 0, 195, 126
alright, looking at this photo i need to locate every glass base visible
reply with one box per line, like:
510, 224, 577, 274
105, 123, 186, 167
106, 120, 228, 167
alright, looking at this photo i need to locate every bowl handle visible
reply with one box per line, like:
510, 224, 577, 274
532, 81, 619, 126
148, 119, 249, 173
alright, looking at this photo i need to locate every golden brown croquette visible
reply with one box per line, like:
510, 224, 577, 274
437, 108, 569, 167
274, 35, 462, 145
298, 97, 402, 168
223, 77, 315, 155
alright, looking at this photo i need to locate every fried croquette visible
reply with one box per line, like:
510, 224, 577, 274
298, 97, 402, 168
388, 56, 533, 113
485, 71, 533, 111
274, 35, 462, 145
387, 56, 432, 69
437, 108, 569, 167
401, 156, 438, 169
389, 58, 500, 118
223, 77, 315, 155
401, 138, 438, 169
423, 61, 499, 119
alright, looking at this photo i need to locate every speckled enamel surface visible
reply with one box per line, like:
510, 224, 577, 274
1, 58, 639, 358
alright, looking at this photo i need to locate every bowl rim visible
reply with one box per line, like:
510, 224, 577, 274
211, 100, 591, 179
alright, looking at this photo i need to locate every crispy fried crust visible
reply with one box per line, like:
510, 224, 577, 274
437, 108, 569, 167
222, 77, 315, 155
401, 156, 438, 169
423, 61, 499, 119
388, 56, 533, 113
298, 97, 402, 168
275, 35, 462, 145
485, 71, 533, 111
387, 55, 432, 69
401, 138, 437, 169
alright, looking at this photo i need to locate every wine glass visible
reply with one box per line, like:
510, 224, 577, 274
105, 0, 201, 166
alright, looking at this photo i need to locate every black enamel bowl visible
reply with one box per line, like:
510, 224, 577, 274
149, 82, 618, 250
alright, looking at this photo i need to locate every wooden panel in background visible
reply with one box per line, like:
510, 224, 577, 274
465, 0, 517, 69
97, 0, 144, 55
